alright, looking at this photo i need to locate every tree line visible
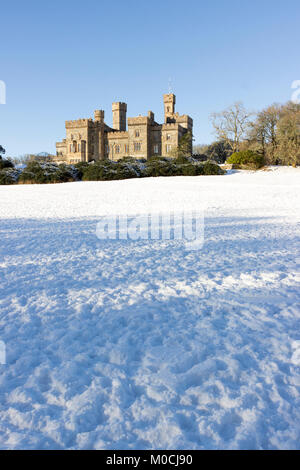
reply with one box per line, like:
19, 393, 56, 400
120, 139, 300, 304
194, 100, 300, 166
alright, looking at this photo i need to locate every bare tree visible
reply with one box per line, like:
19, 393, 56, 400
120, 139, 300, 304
210, 102, 252, 153
276, 101, 300, 166
248, 104, 281, 162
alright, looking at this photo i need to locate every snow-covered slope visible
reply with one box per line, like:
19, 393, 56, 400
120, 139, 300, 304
0, 167, 299, 449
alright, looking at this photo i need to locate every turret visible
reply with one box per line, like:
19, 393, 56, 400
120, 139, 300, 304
94, 110, 104, 123
112, 102, 127, 131
163, 94, 176, 122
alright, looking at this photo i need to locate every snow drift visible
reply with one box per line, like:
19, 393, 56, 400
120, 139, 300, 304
0, 167, 299, 449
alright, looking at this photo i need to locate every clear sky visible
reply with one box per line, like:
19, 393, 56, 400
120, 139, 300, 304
1, 0, 300, 156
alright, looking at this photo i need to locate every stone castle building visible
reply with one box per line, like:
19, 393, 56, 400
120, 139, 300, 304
56, 94, 193, 163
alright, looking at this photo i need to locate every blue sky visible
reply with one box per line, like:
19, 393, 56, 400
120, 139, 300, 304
1, 0, 300, 156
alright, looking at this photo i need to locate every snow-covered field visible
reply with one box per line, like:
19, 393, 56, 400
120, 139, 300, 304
0, 167, 299, 449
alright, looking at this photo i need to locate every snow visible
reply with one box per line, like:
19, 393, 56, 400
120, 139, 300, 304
0, 166, 299, 449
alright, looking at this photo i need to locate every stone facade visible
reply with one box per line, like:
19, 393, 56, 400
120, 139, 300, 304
55, 94, 193, 163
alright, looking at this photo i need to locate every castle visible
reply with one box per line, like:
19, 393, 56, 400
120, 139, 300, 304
56, 94, 193, 163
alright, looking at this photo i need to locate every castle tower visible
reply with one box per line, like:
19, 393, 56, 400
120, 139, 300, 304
163, 93, 176, 122
112, 102, 127, 131
94, 110, 104, 123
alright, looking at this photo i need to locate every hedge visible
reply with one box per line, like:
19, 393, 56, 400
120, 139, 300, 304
227, 150, 265, 169
0, 157, 225, 185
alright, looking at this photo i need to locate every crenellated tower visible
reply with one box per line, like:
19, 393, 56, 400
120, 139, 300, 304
112, 102, 127, 131
163, 93, 176, 122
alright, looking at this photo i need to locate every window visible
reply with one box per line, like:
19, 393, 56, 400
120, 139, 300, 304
166, 144, 172, 153
167, 134, 171, 140
135, 130, 140, 137
153, 144, 159, 154
125, 144, 128, 153
134, 142, 141, 152
115, 145, 120, 154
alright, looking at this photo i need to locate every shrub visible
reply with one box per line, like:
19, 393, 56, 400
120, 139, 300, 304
174, 155, 191, 165
0, 158, 14, 170
179, 164, 198, 176
120, 156, 147, 164
178, 163, 206, 176
144, 158, 178, 177
77, 160, 144, 181
58, 163, 79, 181
1, 157, 225, 184
202, 161, 225, 175
144, 158, 224, 177
0, 168, 21, 185
82, 161, 136, 181
74, 161, 90, 179
227, 150, 264, 169
148, 155, 170, 162
115, 162, 143, 179
81, 161, 122, 181
19, 161, 77, 184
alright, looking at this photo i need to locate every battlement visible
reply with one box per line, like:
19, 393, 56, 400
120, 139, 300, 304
65, 118, 93, 128
163, 93, 176, 103
112, 102, 127, 110
176, 114, 193, 122
107, 130, 129, 138
94, 109, 105, 122
162, 122, 179, 129
128, 116, 148, 125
